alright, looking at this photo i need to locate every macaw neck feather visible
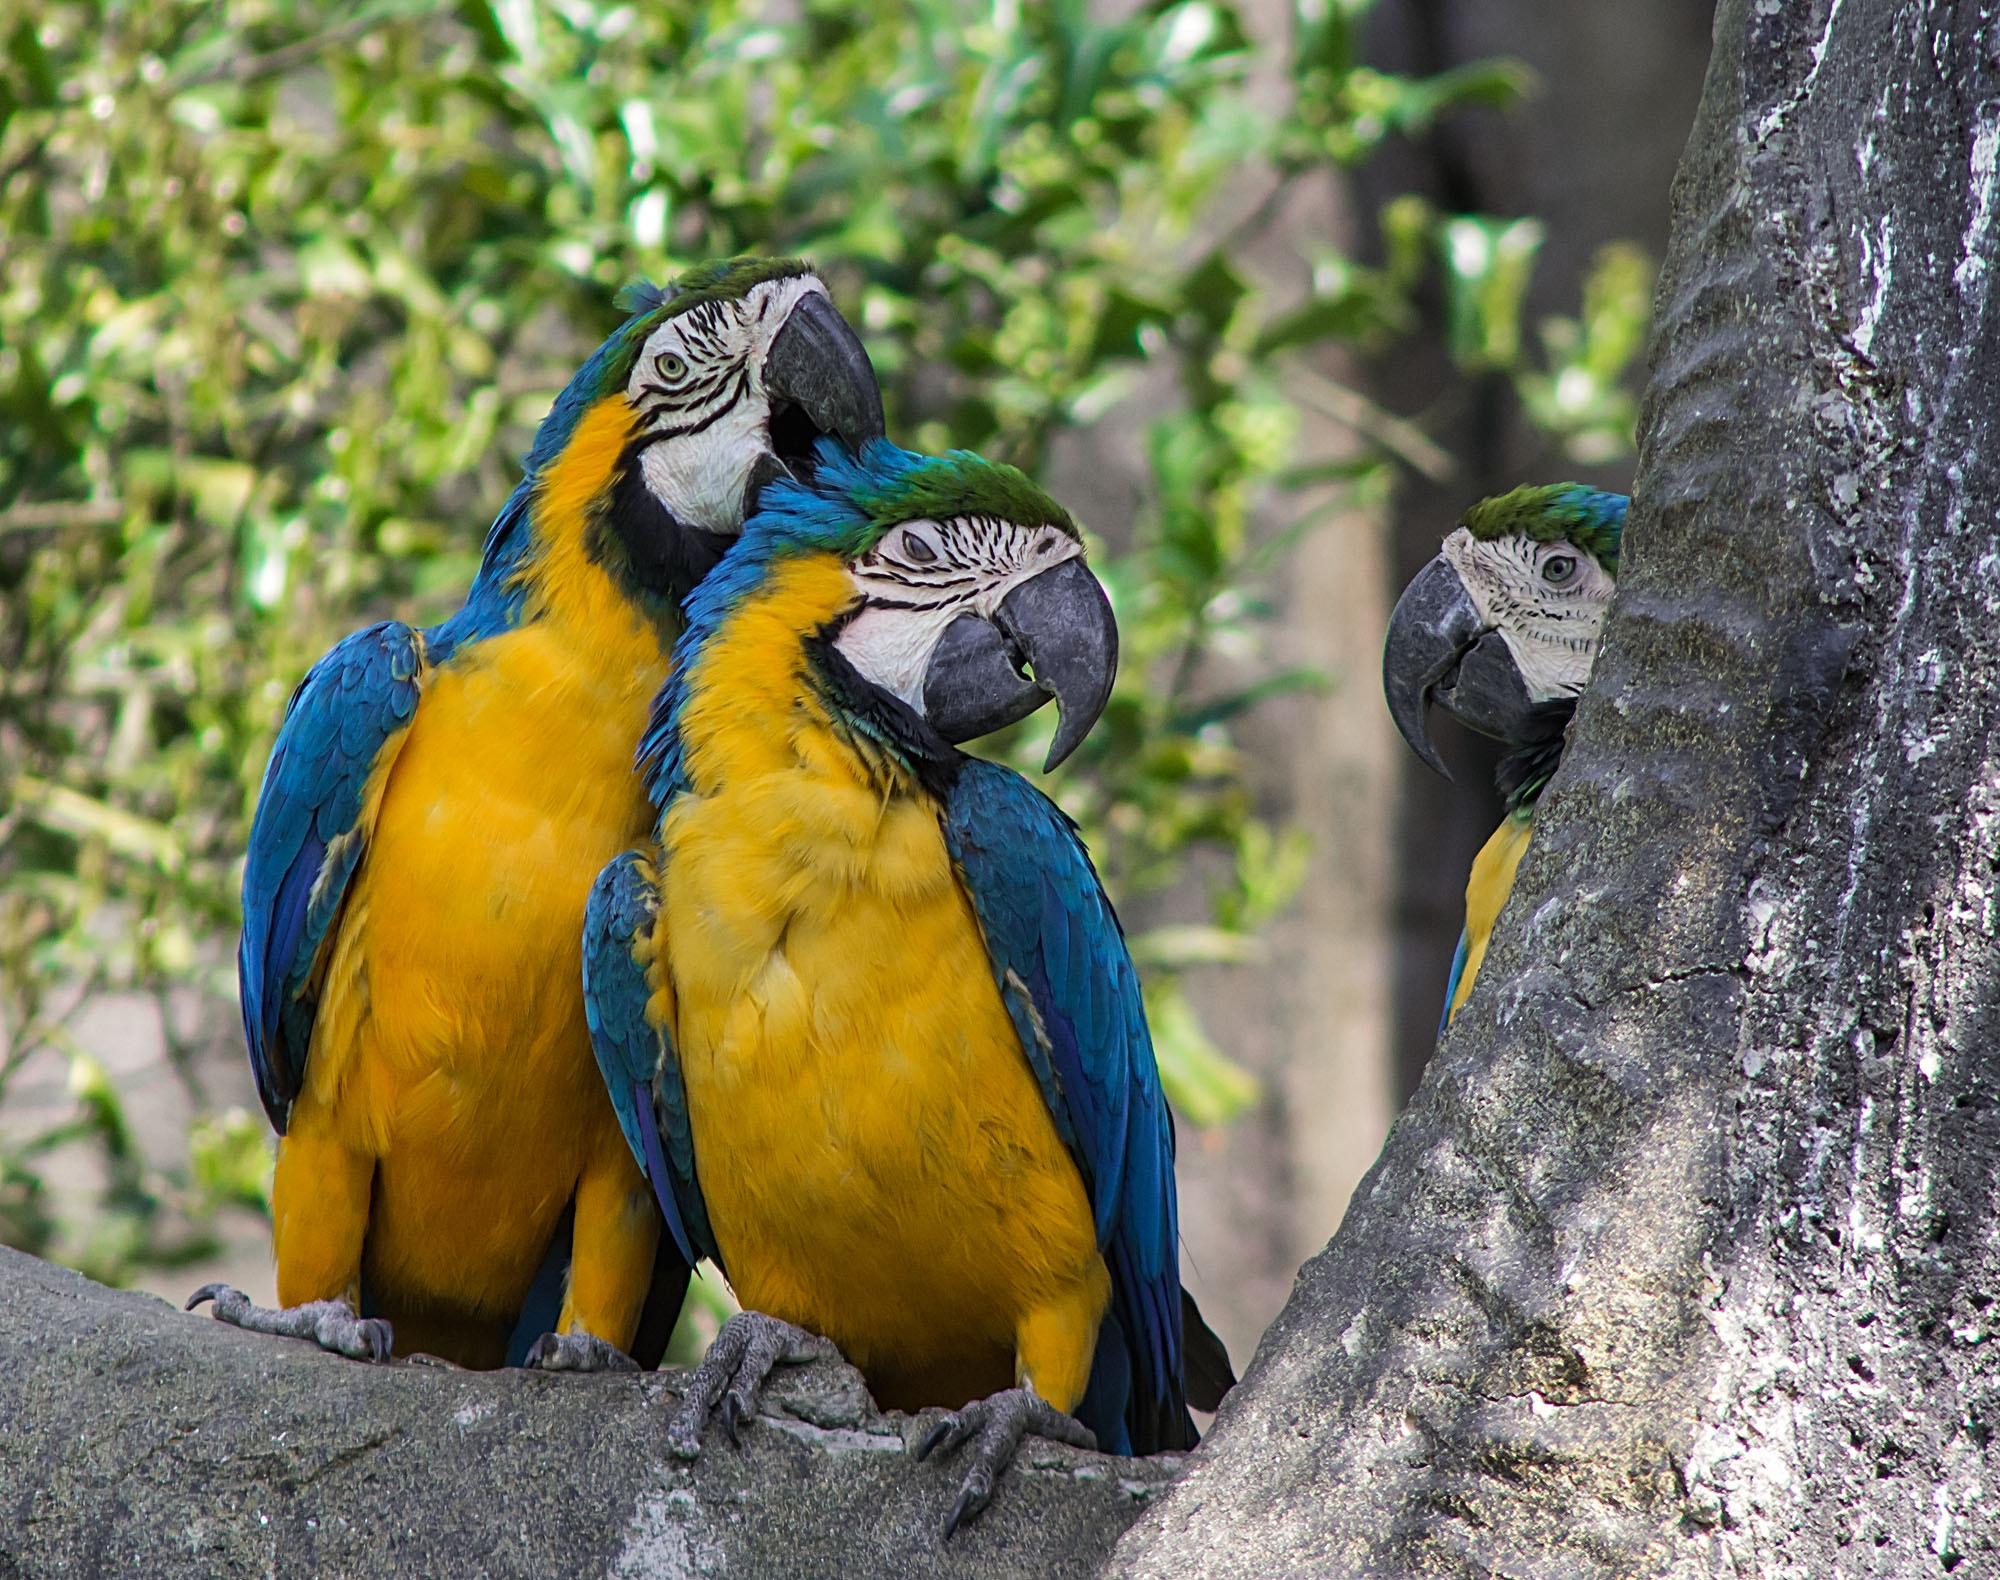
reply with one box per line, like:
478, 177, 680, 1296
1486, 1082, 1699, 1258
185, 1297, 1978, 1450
641, 550, 957, 811
432, 394, 684, 662
1494, 705, 1573, 816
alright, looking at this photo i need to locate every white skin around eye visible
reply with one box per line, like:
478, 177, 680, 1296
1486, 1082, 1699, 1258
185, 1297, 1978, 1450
625, 274, 829, 535
833, 517, 1085, 712
1439, 524, 1615, 703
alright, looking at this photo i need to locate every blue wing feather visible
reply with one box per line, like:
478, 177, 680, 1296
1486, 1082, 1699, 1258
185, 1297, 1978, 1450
238, 622, 425, 1132
943, 757, 1186, 1456
581, 851, 720, 1272
1439, 926, 1471, 1035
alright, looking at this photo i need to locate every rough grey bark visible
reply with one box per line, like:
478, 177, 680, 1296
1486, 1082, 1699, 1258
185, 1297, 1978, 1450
0, 1249, 1174, 1578
1362, 0, 1719, 1101
1109, 1, 2000, 1574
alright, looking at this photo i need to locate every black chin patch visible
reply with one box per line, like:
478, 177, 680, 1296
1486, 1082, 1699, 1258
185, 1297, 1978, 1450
803, 630, 963, 800
603, 458, 736, 608
741, 452, 793, 523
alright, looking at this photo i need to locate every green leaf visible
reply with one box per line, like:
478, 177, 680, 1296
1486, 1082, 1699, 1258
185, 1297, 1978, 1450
190, 1108, 276, 1214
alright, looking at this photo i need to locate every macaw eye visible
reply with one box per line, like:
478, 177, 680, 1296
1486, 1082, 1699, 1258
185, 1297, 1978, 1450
655, 352, 688, 382
1541, 553, 1579, 586
900, 532, 937, 563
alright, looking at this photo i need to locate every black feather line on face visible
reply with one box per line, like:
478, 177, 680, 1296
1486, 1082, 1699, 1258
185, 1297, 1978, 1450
634, 366, 749, 441
802, 628, 963, 800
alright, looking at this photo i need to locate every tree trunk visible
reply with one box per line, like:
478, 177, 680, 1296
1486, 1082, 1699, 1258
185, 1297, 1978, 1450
1361, 0, 1717, 1102
1107, 0, 2000, 1573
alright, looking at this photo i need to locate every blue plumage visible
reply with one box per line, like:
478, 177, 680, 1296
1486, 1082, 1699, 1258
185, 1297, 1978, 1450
581, 852, 717, 1271
239, 621, 426, 1129
944, 757, 1183, 1455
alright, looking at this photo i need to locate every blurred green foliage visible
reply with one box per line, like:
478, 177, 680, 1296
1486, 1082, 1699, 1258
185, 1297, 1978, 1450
0, 0, 1650, 1281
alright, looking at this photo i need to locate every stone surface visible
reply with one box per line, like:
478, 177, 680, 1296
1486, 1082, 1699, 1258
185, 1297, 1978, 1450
0, 1248, 1177, 1578
1110, 1, 2000, 1574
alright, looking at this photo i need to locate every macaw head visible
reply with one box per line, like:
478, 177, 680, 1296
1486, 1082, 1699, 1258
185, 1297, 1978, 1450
1383, 483, 1625, 780
666, 439, 1116, 783
523, 257, 884, 605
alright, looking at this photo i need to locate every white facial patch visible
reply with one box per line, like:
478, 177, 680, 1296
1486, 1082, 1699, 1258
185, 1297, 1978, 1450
625, 274, 830, 535
1439, 524, 1614, 703
833, 516, 1086, 713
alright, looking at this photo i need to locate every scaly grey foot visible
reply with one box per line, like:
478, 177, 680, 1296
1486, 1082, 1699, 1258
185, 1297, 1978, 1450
186, 1283, 393, 1362
666, 1311, 834, 1458
914, 1386, 1097, 1538
523, 1330, 640, 1372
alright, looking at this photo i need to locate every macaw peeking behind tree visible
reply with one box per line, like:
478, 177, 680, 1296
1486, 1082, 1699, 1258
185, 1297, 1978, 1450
1382, 483, 1625, 1027
192, 260, 889, 1371
581, 440, 1234, 1535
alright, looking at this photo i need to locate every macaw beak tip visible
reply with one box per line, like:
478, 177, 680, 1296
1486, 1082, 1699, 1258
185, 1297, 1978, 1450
1389, 688, 1454, 781
1382, 554, 1484, 780
921, 557, 1118, 768
1016, 558, 1117, 772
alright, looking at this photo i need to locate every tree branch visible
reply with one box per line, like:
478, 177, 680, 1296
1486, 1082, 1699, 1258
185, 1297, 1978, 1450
0, 1248, 1175, 1577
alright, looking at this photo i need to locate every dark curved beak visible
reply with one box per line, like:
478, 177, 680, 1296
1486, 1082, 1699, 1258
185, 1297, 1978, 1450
1383, 553, 1538, 779
922, 558, 1118, 771
762, 291, 886, 453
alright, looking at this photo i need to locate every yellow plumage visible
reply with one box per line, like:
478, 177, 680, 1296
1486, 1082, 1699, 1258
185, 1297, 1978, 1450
1447, 811, 1534, 1023
271, 396, 665, 1366
653, 554, 1109, 1413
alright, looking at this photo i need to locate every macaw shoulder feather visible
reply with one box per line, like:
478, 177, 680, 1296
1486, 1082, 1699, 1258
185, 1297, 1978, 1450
238, 621, 427, 1131
582, 851, 717, 1272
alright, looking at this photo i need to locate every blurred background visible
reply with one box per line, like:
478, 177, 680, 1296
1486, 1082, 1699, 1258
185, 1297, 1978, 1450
0, 0, 1711, 1370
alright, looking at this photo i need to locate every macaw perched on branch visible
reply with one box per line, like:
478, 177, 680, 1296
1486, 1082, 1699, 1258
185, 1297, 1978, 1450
1382, 483, 1625, 1028
582, 440, 1234, 1534
193, 260, 886, 1371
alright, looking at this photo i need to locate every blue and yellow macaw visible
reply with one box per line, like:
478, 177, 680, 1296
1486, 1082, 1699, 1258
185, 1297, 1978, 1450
1382, 483, 1625, 1026
582, 440, 1233, 1532
194, 260, 886, 1370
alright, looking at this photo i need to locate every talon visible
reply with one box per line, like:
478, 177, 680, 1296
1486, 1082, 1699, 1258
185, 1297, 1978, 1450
943, 1481, 986, 1541
912, 1386, 1095, 1539
662, 1310, 835, 1459
190, 1283, 395, 1364
914, 1418, 953, 1462
523, 1330, 640, 1373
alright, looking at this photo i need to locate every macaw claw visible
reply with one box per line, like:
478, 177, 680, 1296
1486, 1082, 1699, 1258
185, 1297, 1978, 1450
186, 1283, 394, 1363
523, 1330, 641, 1373
913, 1386, 1097, 1539
665, 1310, 834, 1459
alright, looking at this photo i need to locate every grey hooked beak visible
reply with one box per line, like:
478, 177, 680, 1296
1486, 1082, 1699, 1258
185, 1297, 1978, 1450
922, 558, 1118, 771
1383, 553, 1537, 779
762, 291, 886, 455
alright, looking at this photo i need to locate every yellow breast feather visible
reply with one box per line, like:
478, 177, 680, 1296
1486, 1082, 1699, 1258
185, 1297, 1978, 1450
1450, 810, 1535, 1020
275, 392, 668, 1360
655, 554, 1108, 1412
